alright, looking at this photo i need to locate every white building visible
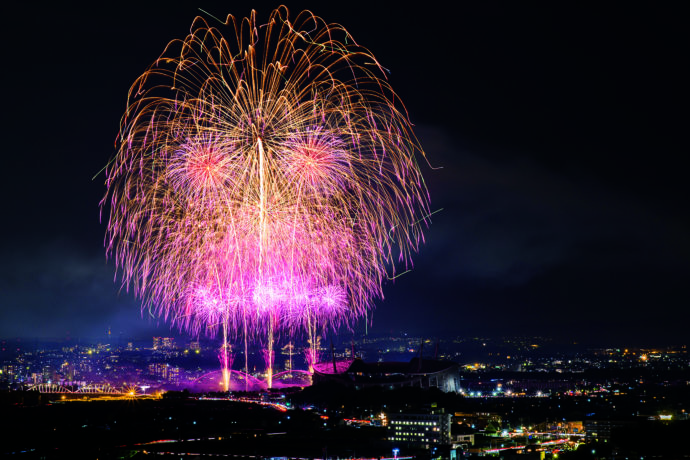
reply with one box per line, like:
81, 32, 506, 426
388, 411, 452, 448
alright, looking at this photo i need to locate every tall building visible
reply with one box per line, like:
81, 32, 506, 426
585, 419, 636, 442
147, 362, 180, 383
388, 411, 452, 448
153, 337, 175, 351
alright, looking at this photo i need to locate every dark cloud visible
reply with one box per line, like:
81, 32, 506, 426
0, 239, 167, 338
372, 125, 689, 341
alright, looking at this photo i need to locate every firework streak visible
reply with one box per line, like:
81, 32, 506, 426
102, 7, 430, 388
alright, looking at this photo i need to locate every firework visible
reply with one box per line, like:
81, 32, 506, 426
102, 6, 430, 388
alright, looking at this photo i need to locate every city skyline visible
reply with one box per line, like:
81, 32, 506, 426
1, 2, 687, 344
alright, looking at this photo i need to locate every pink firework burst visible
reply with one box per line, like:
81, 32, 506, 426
102, 7, 432, 386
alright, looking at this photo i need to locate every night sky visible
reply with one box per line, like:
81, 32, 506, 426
1, 2, 687, 344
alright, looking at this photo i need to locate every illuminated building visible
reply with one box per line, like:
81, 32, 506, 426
1, 365, 18, 383
388, 411, 452, 448
148, 362, 180, 382
153, 337, 175, 351
585, 419, 636, 442
167, 366, 181, 384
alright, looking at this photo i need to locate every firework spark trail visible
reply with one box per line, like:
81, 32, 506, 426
102, 6, 430, 387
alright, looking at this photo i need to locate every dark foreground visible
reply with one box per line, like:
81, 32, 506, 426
1, 392, 398, 459
3, 382, 690, 459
